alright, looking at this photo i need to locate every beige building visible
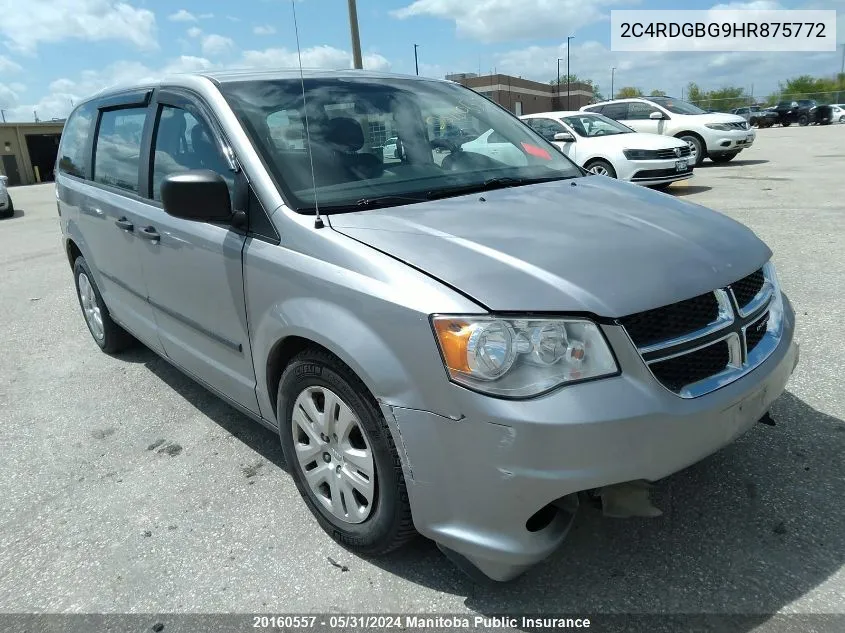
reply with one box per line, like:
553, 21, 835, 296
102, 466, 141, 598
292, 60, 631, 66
447, 73, 595, 115
0, 121, 65, 186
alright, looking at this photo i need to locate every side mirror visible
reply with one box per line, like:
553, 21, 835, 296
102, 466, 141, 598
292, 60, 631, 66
161, 170, 232, 222
649, 111, 665, 120
553, 131, 575, 142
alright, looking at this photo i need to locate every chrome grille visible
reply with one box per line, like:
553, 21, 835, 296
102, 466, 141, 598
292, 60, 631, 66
654, 146, 692, 160
619, 264, 783, 398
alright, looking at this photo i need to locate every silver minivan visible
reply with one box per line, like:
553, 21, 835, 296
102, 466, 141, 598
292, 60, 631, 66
57, 70, 799, 582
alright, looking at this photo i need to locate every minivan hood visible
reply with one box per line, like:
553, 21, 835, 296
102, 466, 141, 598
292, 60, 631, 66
329, 177, 771, 317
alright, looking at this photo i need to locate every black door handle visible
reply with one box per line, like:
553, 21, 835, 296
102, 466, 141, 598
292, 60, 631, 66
139, 226, 160, 242
114, 217, 134, 231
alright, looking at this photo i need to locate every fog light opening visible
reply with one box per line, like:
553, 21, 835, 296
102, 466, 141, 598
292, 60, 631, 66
525, 503, 559, 532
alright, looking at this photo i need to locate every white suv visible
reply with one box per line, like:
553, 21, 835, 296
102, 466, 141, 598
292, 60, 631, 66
581, 96, 755, 166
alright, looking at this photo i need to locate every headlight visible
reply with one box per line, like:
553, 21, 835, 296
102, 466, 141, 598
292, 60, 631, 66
705, 123, 733, 131
432, 315, 619, 397
623, 149, 653, 160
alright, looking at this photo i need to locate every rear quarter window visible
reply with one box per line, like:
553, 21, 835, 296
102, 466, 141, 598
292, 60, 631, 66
58, 103, 97, 179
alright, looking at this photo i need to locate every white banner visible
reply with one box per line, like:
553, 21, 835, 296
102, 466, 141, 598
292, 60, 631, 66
611, 9, 837, 52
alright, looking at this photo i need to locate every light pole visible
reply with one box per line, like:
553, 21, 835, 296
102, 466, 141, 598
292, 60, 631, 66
611, 67, 615, 100
414, 44, 419, 76
347, 0, 363, 69
557, 58, 563, 107
566, 36, 574, 110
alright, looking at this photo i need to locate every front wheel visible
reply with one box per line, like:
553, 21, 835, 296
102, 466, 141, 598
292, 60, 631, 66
710, 152, 739, 163
278, 348, 415, 556
798, 114, 809, 126
677, 135, 704, 166
839, 116, 845, 123
584, 159, 617, 178
782, 121, 791, 127
0, 197, 12, 218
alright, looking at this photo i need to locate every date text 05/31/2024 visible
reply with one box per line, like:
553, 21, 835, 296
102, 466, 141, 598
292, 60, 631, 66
252, 615, 593, 629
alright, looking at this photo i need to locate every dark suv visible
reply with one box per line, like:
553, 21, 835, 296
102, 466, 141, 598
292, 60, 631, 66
730, 106, 779, 128
772, 100, 817, 127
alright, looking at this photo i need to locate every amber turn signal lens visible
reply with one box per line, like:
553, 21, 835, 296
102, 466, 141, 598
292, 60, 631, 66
433, 318, 472, 373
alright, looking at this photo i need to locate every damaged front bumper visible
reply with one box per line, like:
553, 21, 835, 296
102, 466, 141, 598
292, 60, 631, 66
380, 303, 798, 582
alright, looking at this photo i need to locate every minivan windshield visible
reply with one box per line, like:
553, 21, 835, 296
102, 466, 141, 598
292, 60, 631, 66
645, 97, 707, 115
219, 77, 582, 212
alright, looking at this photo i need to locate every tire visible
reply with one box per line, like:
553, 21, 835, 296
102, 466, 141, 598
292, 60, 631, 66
72, 257, 135, 353
584, 159, 617, 178
798, 114, 809, 126
839, 116, 845, 123
277, 348, 415, 556
0, 196, 12, 218
782, 121, 791, 127
710, 152, 739, 164
749, 117, 758, 128
677, 134, 704, 166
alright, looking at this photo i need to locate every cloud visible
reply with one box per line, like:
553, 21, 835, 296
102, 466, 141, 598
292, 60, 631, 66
187, 27, 202, 38
168, 9, 197, 22
0, 56, 23, 73
240, 45, 391, 71
253, 25, 277, 35
391, 0, 630, 42
201, 34, 235, 57
0, 82, 20, 109
0, 0, 157, 54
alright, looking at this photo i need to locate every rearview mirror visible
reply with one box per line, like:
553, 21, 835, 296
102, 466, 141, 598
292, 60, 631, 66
553, 131, 575, 142
161, 171, 232, 222
649, 111, 665, 120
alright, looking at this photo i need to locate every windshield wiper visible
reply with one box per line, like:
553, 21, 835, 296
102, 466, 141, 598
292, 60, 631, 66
425, 175, 572, 200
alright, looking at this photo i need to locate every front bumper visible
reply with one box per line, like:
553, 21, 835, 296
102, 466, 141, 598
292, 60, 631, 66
383, 296, 797, 581
706, 130, 755, 153
622, 158, 694, 185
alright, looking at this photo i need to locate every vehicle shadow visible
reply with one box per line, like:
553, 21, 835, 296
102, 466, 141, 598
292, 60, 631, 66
701, 159, 770, 167
0, 208, 24, 220
121, 345, 845, 630
127, 345, 287, 471
369, 391, 845, 629
669, 185, 712, 196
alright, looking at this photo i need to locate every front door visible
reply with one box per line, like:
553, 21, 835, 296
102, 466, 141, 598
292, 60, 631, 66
621, 102, 665, 135
135, 93, 260, 414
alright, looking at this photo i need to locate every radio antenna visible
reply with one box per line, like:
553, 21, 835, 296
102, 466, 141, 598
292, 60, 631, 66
291, 0, 323, 229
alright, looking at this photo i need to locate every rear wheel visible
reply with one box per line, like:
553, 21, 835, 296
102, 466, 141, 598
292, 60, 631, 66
584, 159, 617, 178
72, 257, 135, 353
710, 152, 739, 163
277, 348, 415, 556
677, 134, 704, 166
782, 121, 791, 127
839, 116, 845, 123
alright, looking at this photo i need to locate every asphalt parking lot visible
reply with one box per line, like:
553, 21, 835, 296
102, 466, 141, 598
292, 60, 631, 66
1, 124, 844, 624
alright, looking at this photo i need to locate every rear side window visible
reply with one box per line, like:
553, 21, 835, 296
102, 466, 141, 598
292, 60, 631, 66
602, 103, 630, 120
58, 103, 96, 179
93, 108, 148, 193
582, 105, 604, 114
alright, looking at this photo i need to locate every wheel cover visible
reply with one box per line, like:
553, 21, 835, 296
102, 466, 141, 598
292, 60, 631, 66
291, 386, 376, 524
77, 272, 104, 341
683, 138, 698, 161
588, 163, 610, 176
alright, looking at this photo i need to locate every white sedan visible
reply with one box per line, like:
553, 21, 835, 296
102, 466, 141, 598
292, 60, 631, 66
520, 111, 694, 188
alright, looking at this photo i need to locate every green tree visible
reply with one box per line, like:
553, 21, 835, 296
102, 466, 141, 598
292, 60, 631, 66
649, 89, 666, 97
616, 86, 643, 98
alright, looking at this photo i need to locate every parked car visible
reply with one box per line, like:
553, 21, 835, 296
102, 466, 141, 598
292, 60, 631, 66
57, 69, 798, 583
771, 99, 818, 126
730, 105, 778, 128
813, 104, 845, 125
520, 111, 693, 189
382, 136, 399, 161
0, 174, 13, 218
831, 104, 845, 123
581, 96, 755, 165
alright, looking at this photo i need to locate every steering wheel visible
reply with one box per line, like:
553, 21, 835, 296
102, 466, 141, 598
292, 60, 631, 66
430, 137, 460, 154
593, 129, 608, 136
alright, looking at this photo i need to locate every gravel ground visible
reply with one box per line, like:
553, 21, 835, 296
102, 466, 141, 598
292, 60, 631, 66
1, 125, 843, 628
